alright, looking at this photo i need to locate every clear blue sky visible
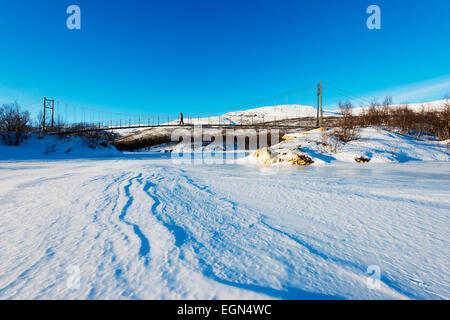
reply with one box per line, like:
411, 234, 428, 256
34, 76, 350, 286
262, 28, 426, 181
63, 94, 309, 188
0, 0, 449, 118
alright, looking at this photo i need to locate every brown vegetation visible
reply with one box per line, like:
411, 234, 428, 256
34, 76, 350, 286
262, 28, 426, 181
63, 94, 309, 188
331, 97, 450, 142
55, 123, 118, 149
331, 101, 360, 142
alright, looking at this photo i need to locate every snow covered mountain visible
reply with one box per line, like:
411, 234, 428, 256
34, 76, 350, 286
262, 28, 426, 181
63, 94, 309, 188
352, 99, 448, 115
114, 99, 448, 138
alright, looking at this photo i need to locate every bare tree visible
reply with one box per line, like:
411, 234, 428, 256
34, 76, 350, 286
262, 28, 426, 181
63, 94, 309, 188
438, 97, 450, 141
332, 101, 360, 142
36, 110, 44, 129
381, 96, 392, 127
367, 99, 381, 125
353, 94, 448, 141
0, 102, 31, 146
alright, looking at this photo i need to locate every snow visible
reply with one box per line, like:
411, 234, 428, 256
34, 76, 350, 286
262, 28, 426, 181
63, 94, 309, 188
352, 99, 448, 115
110, 104, 329, 138
112, 99, 448, 139
245, 127, 449, 166
213, 99, 447, 125
226, 99, 448, 120
222, 105, 337, 123
0, 135, 121, 160
0, 131, 449, 300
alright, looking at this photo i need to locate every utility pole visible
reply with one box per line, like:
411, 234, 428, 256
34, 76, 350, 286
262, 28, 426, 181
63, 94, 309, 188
51, 99, 54, 129
43, 97, 55, 133
316, 82, 323, 127
43, 98, 46, 132
316, 83, 320, 127
320, 81, 323, 127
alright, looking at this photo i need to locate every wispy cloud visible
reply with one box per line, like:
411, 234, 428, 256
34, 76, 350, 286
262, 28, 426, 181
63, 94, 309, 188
363, 75, 450, 105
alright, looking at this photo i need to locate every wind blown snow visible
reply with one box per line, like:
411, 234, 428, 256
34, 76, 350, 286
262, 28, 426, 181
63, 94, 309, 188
0, 133, 449, 300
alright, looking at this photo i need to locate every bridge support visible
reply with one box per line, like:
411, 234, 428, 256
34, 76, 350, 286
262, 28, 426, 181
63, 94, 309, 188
43, 97, 55, 133
316, 81, 323, 128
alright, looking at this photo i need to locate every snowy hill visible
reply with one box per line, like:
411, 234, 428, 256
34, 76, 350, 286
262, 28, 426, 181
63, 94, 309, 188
352, 99, 448, 115
0, 134, 120, 161
113, 105, 330, 137
218, 99, 448, 123
114, 99, 448, 140
246, 127, 449, 166
222, 104, 338, 123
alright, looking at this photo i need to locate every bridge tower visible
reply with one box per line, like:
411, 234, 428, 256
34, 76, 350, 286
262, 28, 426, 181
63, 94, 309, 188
316, 81, 323, 127
43, 97, 54, 132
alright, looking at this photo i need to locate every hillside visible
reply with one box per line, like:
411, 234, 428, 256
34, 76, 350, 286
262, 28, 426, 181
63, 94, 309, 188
113, 99, 448, 143
246, 127, 449, 166
0, 134, 120, 161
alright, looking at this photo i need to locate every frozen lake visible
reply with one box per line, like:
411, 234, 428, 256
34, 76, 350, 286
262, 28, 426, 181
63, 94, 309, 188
0, 154, 449, 299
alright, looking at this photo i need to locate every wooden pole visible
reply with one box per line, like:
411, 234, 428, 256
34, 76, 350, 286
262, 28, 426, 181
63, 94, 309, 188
316, 83, 320, 127
319, 81, 323, 127
51, 99, 54, 129
43, 98, 46, 132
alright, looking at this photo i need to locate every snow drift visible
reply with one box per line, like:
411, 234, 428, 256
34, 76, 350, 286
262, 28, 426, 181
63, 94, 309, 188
0, 134, 120, 161
247, 127, 449, 166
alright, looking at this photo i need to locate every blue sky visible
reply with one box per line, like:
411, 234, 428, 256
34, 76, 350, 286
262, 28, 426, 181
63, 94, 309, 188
0, 0, 449, 119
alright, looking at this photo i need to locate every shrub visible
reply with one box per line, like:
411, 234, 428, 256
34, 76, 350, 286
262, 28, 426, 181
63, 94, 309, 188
436, 98, 450, 141
78, 130, 117, 149
353, 96, 449, 141
381, 96, 393, 127
0, 102, 31, 146
320, 131, 341, 153
332, 101, 360, 142
54, 123, 118, 149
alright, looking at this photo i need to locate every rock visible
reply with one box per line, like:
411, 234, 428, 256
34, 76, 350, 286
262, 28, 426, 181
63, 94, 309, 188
291, 154, 314, 166
355, 156, 371, 163
279, 151, 314, 166
253, 148, 313, 166
253, 147, 275, 165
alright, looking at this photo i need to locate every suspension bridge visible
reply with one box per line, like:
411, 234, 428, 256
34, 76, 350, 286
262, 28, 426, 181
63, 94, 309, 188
39, 82, 369, 135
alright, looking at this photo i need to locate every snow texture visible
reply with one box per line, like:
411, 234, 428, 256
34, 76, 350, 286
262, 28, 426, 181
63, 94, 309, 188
0, 131, 449, 300
246, 127, 449, 166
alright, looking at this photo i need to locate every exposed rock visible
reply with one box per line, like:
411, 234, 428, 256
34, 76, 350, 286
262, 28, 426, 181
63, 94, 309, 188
253, 148, 313, 166
253, 147, 276, 165
355, 156, 371, 163
292, 155, 314, 166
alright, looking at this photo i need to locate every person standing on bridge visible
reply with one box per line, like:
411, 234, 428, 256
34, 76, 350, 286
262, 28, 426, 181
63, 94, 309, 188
179, 112, 184, 125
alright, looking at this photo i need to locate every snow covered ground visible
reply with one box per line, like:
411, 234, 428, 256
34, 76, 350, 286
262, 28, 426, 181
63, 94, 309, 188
0, 132, 449, 300
0, 135, 120, 161
246, 127, 450, 166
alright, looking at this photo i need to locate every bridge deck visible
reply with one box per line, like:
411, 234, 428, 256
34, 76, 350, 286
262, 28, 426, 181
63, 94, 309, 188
48, 123, 319, 135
